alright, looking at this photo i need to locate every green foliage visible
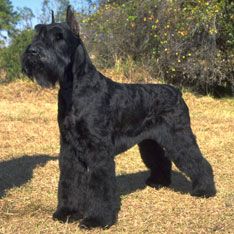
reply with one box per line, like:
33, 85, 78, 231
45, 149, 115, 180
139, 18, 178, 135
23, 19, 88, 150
83, 0, 234, 96
0, 0, 232, 96
0, 0, 19, 37
0, 29, 34, 81
217, 0, 234, 49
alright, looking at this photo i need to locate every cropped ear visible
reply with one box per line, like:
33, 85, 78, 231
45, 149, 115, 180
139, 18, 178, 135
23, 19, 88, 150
66, 5, 79, 35
51, 10, 55, 24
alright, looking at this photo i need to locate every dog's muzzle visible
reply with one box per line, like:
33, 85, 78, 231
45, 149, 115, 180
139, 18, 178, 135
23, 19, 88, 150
25, 45, 41, 56
22, 45, 42, 77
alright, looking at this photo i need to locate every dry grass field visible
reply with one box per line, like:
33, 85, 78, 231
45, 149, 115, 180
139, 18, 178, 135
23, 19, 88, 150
0, 72, 233, 233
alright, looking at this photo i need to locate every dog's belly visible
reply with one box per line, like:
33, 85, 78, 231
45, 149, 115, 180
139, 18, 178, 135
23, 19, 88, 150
112, 128, 156, 155
113, 140, 137, 156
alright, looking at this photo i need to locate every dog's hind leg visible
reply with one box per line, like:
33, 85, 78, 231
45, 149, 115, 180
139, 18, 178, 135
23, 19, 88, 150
138, 139, 172, 188
162, 127, 216, 197
153, 99, 216, 197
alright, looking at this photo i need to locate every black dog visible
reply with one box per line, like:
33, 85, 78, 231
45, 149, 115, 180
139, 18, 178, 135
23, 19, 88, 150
22, 6, 216, 229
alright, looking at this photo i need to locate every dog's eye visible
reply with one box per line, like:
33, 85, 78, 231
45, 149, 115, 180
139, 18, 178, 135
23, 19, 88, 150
55, 33, 63, 41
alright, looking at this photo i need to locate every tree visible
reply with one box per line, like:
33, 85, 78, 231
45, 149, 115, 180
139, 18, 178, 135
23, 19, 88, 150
55, 0, 70, 22
38, 0, 51, 24
0, 0, 18, 38
17, 7, 35, 29
38, 0, 71, 24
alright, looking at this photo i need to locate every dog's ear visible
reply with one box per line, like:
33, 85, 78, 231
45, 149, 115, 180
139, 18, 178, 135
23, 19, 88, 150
51, 10, 55, 24
66, 5, 79, 35
72, 42, 93, 75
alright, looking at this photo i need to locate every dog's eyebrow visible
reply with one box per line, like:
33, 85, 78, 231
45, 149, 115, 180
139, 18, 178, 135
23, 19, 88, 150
48, 26, 63, 34
35, 24, 46, 32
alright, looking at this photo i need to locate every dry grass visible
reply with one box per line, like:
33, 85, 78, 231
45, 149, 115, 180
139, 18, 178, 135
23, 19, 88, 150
0, 75, 233, 234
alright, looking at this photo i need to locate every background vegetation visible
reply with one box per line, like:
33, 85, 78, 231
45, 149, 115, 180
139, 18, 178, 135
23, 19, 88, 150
0, 0, 233, 96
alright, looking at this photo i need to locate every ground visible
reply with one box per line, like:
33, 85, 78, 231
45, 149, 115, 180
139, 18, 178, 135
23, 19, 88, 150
0, 71, 233, 233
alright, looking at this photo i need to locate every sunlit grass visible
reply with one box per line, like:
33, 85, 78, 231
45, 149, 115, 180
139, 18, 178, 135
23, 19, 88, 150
0, 75, 233, 233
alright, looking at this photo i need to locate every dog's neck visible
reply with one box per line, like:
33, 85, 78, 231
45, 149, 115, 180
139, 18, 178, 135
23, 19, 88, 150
59, 63, 73, 90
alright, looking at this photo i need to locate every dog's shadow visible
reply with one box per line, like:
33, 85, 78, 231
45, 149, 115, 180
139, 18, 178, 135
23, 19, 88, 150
0, 155, 56, 198
0, 155, 191, 198
117, 170, 191, 196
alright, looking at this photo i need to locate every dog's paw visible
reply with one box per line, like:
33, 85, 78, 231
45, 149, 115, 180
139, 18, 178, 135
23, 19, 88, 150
53, 208, 82, 222
191, 180, 216, 198
146, 177, 171, 189
79, 217, 114, 229
191, 187, 216, 198
68, 212, 83, 222
53, 209, 68, 222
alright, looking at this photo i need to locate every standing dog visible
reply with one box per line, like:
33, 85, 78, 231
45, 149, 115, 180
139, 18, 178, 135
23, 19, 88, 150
22, 6, 216, 229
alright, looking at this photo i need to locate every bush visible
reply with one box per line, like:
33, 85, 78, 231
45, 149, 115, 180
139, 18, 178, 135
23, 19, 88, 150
0, 29, 34, 81
82, 0, 234, 96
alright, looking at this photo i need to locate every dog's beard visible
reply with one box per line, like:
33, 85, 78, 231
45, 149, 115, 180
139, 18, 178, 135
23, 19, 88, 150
22, 55, 58, 88
33, 72, 56, 88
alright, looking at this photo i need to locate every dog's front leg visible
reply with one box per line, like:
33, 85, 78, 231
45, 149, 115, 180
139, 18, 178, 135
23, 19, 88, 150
80, 153, 119, 229
53, 140, 86, 222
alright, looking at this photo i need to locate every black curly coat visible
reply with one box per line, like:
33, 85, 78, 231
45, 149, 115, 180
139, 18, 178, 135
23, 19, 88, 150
22, 6, 216, 229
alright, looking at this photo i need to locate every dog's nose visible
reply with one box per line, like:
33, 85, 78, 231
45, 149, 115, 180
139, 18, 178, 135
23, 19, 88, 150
26, 45, 39, 55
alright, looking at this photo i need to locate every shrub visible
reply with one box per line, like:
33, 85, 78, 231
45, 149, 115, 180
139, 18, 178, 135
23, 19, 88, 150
0, 29, 34, 81
82, 0, 234, 96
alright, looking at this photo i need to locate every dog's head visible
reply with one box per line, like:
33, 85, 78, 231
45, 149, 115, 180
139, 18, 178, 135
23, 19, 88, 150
22, 6, 82, 88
